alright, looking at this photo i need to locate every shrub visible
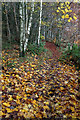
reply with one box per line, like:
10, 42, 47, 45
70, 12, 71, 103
27, 41, 47, 55
59, 43, 80, 69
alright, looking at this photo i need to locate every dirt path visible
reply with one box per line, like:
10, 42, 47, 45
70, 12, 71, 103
45, 41, 61, 59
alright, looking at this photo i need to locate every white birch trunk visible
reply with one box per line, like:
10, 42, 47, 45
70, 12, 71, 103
50, 30, 51, 38
23, 1, 26, 43
26, 0, 28, 32
38, 0, 42, 45
20, 2, 24, 54
24, 0, 34, 51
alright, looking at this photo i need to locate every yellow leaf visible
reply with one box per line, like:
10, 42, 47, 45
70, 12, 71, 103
23, 97, 27, 100
6, 108, 12, 113
23, 104, 28, 110
68, 6, 70, 9
57, 10, 59, 12
65, 8, 68, 13
20, 66, 24, 69
73, 101, 76, 106
16, 75, 19, 78
43, 105, 49, 110
65, 81, 68, 84
48, 91, 53, 94
71, 107, 74, 112
32, 68, 34, 70
21, 109, 25, 112
15, 87, 19, 90
27, 71, 30, 75
65, 1, 70, 5
32, 100, 36, 104
12, 74, 15, 76
70, 95, 76, 100
73, 16, 77, 20
16, 100, 20, 104
65, 14, 69, 18
16, 95, 21, 99
62, 15, 65, 19
31, 64, 36, 67
43, 112, 47, 118
44, 101, 49, 105
61, 6, 64, 8
14, 108, 18, 111
66, 4, 69, 7
8, 97, 13, 101
13, 68, 16, 70
43, 90, 46, 93
69, 10, 72, 12
62, 10, 66, 14
2, 86, 5, 90
1, 74, 4, 77
0, 111, 5, 116
33, 110, 37, 114
58, 7, 60, 10
68, 19, 70, 22
70, 17, 72, 20
60, 3, 64, 6
60, 87, 64, 90
3, 102, 10, 107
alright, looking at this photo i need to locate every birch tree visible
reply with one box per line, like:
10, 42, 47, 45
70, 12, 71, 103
26, 0, 28, 34
38, 0, 42, 45
24, 0, 34, 51
20, 1, 25, 57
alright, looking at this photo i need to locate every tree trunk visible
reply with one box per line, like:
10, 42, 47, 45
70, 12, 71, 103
26, 0, 28, 33
13, 3, 19, 33
38, 0, 42, 45
19, 2, 24, 57
5, 4, 11, 44
24, 0, 34, 51
44, 25, 45, 40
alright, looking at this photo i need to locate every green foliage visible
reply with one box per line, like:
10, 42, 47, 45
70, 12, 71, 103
55, 39, 61, 47
2, 42, 11, 50
27, 41, 47, 55
60, 43, 80, 69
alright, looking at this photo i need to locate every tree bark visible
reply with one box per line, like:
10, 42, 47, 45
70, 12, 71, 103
5, 4, 11, 44
13, 3, 19, 33
38, 0, 42, 45
20, 1, 24, 57
24, 0, 34, 51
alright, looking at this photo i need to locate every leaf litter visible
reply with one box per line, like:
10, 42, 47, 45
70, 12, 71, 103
0, 48, 80, 119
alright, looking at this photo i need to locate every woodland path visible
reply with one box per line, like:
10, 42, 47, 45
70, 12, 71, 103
45, 41, 61, 59
1, 42, 79, 119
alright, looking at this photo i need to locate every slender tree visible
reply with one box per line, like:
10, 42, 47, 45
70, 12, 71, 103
20, 1, 24, 57
13, 3, 19, 33
5, 3, 11, 44
38, 0, 42, 45
24, 0, 34, 51
26, 0, 28, 34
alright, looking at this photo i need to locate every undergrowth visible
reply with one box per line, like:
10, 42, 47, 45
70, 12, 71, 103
59, 43, 80, 70
2, 42, 52, 70
27, 41, 47, 55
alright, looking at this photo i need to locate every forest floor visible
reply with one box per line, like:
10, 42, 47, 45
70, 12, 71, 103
45, 41, 61, 59
1, 42, 80, 119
